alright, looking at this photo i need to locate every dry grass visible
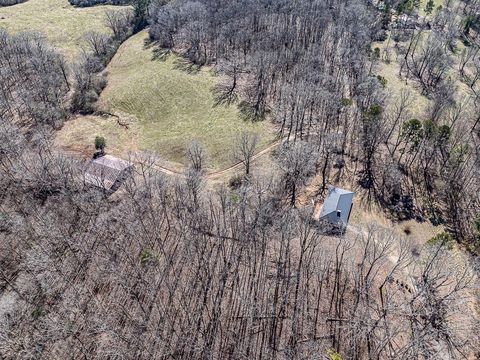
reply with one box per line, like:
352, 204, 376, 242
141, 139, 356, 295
373, 36, 431, 117
0, 0, 129, 61
56, 113, 140, 159
57, 31, 275, 170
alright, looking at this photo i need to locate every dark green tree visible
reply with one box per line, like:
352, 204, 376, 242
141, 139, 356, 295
95, 136, 106, 154
401, 118, 423, 150
132, 0, 151, 31
424, 0, 435, 15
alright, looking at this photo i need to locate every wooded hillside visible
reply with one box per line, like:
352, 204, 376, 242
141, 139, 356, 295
0, 0, 479, 358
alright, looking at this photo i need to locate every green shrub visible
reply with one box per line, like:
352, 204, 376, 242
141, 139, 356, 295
377, 75, 388, 88
228, 174, 243, 189
327, 348, 342, 360
424, 0, 435, 14
426, 231, 455, 250
140, 249, 158, 265
31, 306, 45, 320
95, 136, 106, 151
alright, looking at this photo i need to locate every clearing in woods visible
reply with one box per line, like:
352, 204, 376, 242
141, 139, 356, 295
0, 0, 129, 61
58, 30, 275, 170
373, 31, 474, 120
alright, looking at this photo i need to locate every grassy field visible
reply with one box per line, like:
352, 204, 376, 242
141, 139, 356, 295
59, 30, 275, 169
0, 0, 129, 60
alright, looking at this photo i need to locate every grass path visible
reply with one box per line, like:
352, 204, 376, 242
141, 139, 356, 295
146, 135, 284, 179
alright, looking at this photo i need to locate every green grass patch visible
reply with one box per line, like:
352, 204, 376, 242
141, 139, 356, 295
0, 0, 129, 61
98, 30, 274, 169
418, 0, 443, 17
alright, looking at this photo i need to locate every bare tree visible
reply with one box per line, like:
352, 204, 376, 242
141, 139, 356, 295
84, 31, 112, 59
186, 140, 208, 172
275, 141, 316, 206
105, 8, 134, 41
233, 132, 258, 177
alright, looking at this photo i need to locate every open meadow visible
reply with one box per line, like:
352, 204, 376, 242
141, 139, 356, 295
58, 30, 275, 170
0, 0, 129, 60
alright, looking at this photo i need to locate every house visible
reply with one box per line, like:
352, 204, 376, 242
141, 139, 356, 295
317, 186, 354, 233
84, 155, 134, 192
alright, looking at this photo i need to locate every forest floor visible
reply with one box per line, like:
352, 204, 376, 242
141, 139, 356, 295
57, 30, 276, 170
373, 36, 430, 116
0, 0, 129, 61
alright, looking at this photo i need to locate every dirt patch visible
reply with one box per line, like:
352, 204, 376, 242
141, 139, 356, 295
298, 173, 443, 249
55, 113, 140, 159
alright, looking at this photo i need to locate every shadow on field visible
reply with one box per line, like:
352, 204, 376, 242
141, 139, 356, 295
172, 57, 200, 74
147, 42, 200, 75
151, 47, 171, 62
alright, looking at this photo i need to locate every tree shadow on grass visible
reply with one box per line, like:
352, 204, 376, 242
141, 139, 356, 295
144, 38, 172, 62
147, 43, 200, 75
143, 37, 155, 49
211, 83, 239, 107
238, 101, 268, 123
172, 57, 201, 75
210, 88, 267, 123
151, 47, 172, 62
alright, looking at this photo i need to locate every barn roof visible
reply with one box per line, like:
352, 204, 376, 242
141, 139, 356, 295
319, 186, 354, 225
85, 155, 133, 191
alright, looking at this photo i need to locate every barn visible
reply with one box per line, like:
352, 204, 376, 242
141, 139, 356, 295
84, 155, 134, 192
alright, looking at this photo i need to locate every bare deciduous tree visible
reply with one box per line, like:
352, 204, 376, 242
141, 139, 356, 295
233, 131, 258, 177
186, 140, 208, 173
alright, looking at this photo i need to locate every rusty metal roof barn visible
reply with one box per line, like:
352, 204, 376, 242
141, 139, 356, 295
84, 155, 134, 192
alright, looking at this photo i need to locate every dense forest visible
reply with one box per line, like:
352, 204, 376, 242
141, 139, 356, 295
0, 0, 479, 358
1, 122, 478, 358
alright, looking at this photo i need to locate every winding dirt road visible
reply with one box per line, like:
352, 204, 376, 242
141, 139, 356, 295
151, 136, 286, 180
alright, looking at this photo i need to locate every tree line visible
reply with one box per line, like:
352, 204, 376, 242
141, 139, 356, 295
0, 0, 27, 6
68, 0, 128, 7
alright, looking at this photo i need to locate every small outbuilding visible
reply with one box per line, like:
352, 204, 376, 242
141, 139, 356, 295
317, 186, 354, 233
84, 155, 134, 192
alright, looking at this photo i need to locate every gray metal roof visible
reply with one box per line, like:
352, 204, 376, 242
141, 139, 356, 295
319, 186, 354, 225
